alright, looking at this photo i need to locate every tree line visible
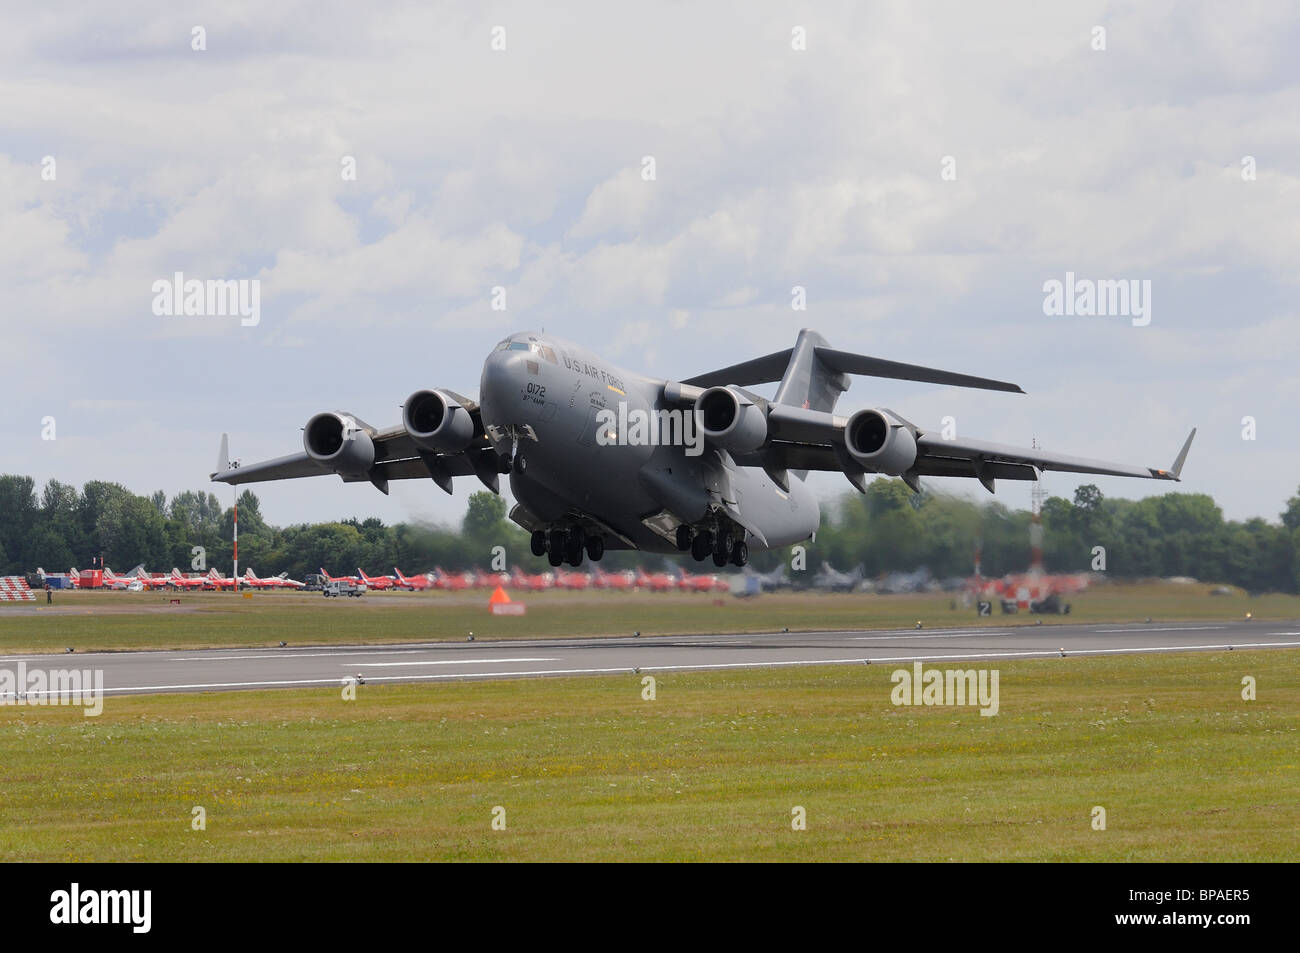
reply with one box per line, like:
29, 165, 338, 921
1, 473, 1297, 593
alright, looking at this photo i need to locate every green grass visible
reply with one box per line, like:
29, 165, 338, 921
1, 650, 1296, 861
1, 582, 1296, 654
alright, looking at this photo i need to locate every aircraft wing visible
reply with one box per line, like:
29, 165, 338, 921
210, 399, 502, 496
730, 412, 1195, 494
662, 380, 1194, 493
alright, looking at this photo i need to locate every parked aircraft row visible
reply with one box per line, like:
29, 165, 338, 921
38, 566, 306, 591
320, 566, 731, 593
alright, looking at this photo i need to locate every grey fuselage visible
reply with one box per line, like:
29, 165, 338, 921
478, 332, 819, 554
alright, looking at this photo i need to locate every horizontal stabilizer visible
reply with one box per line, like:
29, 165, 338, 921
814, 348, 1024, 394
682, 349, 794, 389
681, 343, 1023, 395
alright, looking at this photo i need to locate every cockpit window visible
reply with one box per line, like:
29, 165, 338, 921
538, 345, 557, 364
508, 341, 531, 351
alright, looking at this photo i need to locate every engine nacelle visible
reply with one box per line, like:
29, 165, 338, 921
844, 409, 918, 476
402, 389, 476, 454
694, 386, 768, 453
303, 412, 375, 475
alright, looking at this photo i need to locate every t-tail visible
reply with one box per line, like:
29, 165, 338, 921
773, 329, 849, 413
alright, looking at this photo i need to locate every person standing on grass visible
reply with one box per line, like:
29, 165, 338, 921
46, 583, 52, 604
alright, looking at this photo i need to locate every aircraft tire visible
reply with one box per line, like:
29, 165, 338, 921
530, 531, 546, 556
691, 532, 713, 562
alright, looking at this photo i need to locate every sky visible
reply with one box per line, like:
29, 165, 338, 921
3, 0, 1298, 530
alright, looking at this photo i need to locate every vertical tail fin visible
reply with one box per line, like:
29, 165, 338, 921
773, 329, 849, 413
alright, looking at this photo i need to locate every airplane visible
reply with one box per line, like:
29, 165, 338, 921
240, 568, 272, 589
553, 567, 591, 590
591, 567, 635, 591
169, 568, 208, 590
474, 569, 509, 589
357, 568, 398, 591
634, 566, 678, 592
320, 567, 361, 586
811, 561, 867, 593
742, 564, 790, 593
508, 566, 553, 592
393, 567, 436, 590
242, 568, 306, 590
212, 329, 1196, 569
104, 565, 166, 590
874, 567, 935, 594
432, 567, 473, 591
206, 569, 238, 590
677, 567, 726, 593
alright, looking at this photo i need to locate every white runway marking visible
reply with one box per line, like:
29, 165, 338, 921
352, 657, 558, 667
851, 631, 1016, 641
1094, 625, 1227, 633
167, 649, 472, 661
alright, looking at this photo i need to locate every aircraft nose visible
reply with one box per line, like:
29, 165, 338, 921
480, 347, 524, 424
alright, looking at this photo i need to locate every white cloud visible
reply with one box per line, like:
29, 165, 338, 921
2, 0, 1298, 527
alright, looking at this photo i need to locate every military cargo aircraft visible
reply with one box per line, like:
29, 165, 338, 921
212, 329, 1194, 569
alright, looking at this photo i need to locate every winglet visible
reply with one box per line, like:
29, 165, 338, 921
1151, 428, 1196, 481
1169, 427, 1196, 479
215, 433, 230, 475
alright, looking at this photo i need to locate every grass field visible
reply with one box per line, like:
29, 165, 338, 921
1, 650, 1295, 861
1, 581, 1296, 654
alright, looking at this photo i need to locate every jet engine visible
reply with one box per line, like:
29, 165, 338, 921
402, 389, 476, 454
303, 412, 375, 476
844, 409, 917, 476
694, 386, 768, 453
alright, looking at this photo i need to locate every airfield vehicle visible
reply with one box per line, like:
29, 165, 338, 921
323, 579, 365, 598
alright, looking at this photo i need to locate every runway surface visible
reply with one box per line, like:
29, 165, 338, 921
2, 619, 1299, 698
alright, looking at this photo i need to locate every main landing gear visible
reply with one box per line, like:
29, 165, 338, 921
532, 527, 604, 567
677, 522, 748, 567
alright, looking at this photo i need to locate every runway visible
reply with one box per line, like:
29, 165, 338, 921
2, 619, 1299, 699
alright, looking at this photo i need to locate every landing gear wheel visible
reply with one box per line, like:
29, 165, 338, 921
585, 536, 605, 561
513, 454, 528, 475
546, 529, 565, 555
730, 540, 748, 567
691, 531, 713, 562
530, 530, 546, 557
547, 548, 563, 567
712, 549, 729, 568
564, 540, 584, 566
675, 525, 693, 552
716, 531, 735, 558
